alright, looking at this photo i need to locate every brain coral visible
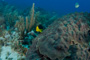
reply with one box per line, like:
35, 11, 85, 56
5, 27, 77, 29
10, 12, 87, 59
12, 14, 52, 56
26, 12, 90, 60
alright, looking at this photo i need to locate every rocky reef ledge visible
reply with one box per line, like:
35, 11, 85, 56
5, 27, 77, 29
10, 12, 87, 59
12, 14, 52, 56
26, 12, 90, 60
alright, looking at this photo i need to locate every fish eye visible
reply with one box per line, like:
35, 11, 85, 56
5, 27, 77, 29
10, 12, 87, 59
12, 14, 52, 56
38, 24, 43, 29
88, 48, 90, 52
88, 30, 90, 35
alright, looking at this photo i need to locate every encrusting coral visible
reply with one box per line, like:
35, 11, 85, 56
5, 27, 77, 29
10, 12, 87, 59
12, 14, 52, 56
26, 12, 90, 60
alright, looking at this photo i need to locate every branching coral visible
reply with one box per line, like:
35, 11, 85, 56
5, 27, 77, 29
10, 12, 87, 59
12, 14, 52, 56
0, 2, 19, 29
15, 16, 25, 33
15, 3, 35, 33
29, 3, 35, 31
14, 3, 35, 41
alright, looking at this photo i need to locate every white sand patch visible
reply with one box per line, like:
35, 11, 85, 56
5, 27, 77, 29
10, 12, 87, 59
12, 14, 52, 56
0, 46, 21, 60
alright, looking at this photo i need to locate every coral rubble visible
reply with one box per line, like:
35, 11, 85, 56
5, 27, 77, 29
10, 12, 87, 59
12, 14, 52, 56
0, 30, 26, 60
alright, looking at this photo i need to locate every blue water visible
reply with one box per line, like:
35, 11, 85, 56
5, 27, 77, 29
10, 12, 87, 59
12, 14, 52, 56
1, 0, 90, 16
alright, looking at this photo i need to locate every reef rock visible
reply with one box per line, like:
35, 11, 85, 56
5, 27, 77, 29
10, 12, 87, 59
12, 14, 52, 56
26, 12, 90, 60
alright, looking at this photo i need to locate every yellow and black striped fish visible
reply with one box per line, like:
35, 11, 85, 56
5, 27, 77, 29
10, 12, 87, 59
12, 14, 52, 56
36, 24, 44, 33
